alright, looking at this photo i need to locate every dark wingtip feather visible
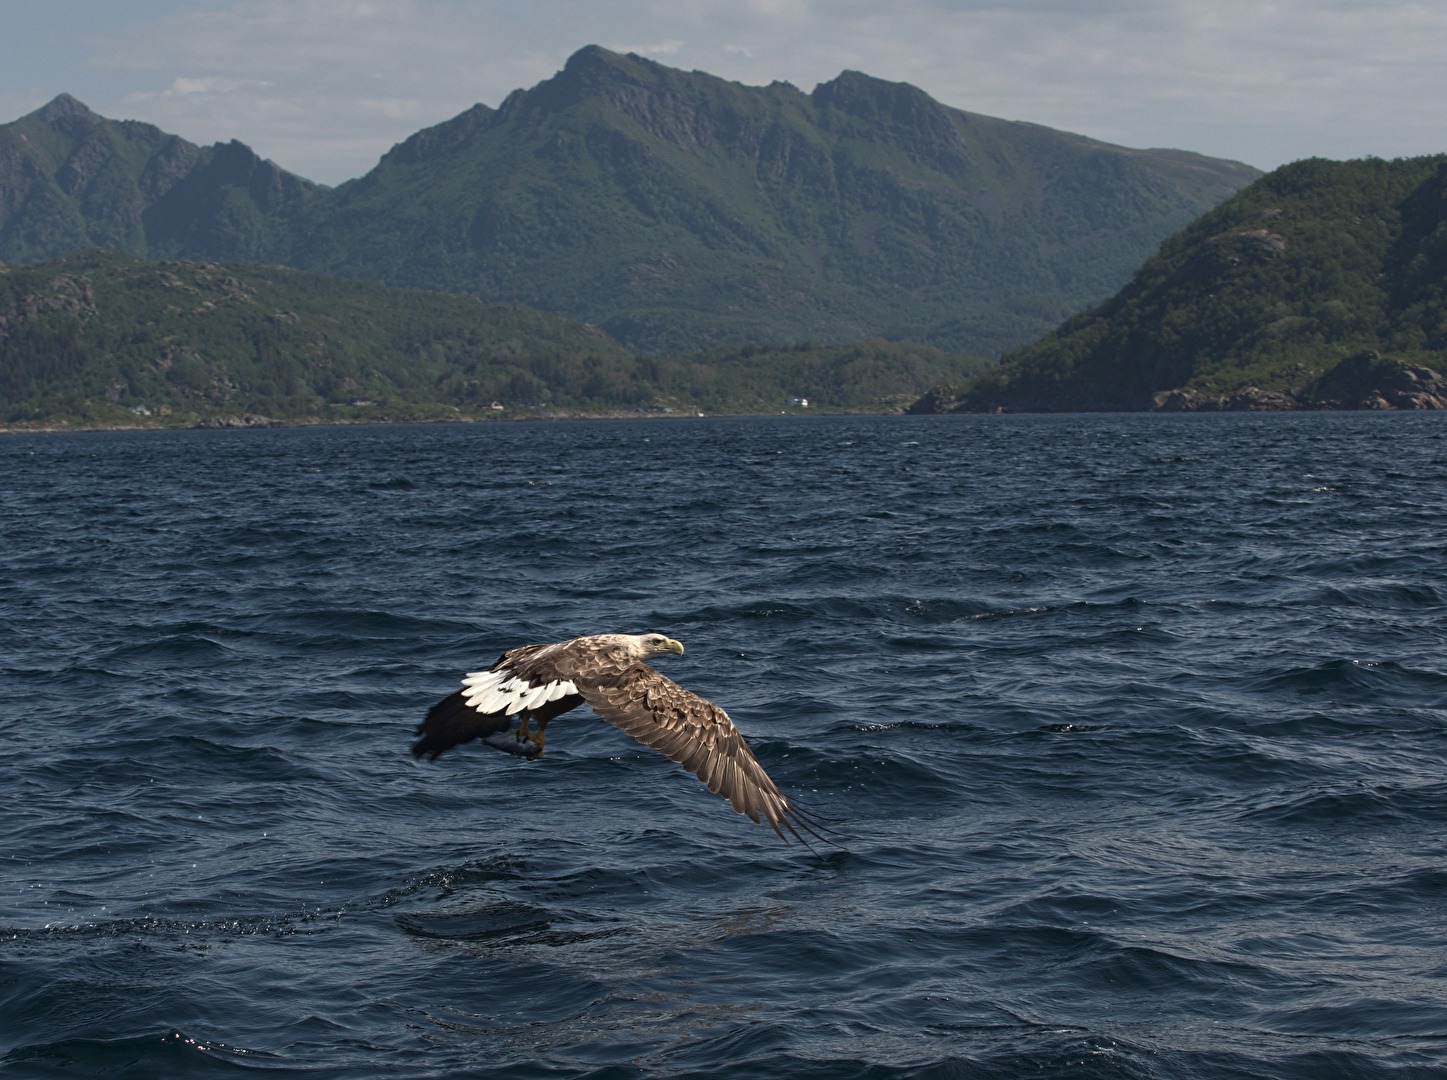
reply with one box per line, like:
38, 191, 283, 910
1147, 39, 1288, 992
772, 802, 847, 853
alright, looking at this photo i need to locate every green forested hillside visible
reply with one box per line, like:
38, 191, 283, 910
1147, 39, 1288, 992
0, 250, 986, 427
652, 338, 988, 413
922, 156, 1447, 411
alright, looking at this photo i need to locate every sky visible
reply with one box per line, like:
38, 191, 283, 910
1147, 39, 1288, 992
3, 0, 1444, 187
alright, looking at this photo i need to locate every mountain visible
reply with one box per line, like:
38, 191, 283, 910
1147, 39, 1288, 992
912, 155, 1447, 412
0, 94, 320, 264
0, 49, 1260, 355
286, 46, 1260, 353
0, 249, 986, 427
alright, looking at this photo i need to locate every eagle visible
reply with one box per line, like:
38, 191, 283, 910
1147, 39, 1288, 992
412, 633, 827, 844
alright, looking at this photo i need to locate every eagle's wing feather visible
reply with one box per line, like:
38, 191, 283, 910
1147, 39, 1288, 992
579, 664, 826, 844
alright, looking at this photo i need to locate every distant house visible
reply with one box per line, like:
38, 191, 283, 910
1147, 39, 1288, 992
489, 401, 505, 410
789, 396, 809, 408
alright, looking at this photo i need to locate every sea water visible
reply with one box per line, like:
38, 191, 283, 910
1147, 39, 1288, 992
2, 413, 1445, 1078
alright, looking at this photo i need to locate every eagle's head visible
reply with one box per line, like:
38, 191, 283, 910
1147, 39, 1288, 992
630, 632, 685, 660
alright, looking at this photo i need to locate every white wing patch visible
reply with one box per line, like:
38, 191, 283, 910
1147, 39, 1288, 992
460, 668, 578, 716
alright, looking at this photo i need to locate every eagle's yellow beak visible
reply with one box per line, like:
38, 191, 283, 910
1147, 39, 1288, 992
663, 637, 685, 655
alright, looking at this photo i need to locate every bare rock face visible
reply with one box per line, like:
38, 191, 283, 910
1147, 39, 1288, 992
1148, 352, 1447, 412
905, 384, 967, 414
0, 272, 98, 341
192, 413, 274, 428
1221, 386, 1303, 411
1151, 389, 1210, 411
1151, 386, 1304, 411
1201, 227, 1288, 272
1310, 351, 1447, 410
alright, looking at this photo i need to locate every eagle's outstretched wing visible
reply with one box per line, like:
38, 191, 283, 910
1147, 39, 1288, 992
579, 664, 829, 845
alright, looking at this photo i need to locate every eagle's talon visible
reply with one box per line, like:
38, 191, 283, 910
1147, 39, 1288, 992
509, 721, 545, 759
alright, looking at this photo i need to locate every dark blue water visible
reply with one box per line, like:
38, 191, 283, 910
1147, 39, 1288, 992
3, 413, 1446, 1078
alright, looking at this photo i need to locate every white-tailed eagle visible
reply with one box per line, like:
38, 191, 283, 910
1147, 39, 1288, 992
412, 633, 826, 844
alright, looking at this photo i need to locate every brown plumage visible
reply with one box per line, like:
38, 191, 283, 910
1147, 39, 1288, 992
412, 633, 828, 845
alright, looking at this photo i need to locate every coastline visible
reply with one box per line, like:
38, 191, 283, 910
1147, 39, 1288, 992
0, 406, 868, 436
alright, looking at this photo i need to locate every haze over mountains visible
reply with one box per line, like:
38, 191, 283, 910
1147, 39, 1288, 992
0, 45, 1259, 357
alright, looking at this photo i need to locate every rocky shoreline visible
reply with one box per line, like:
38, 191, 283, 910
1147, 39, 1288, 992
1152, 353, 1447, 412
912, 352, 1447, 414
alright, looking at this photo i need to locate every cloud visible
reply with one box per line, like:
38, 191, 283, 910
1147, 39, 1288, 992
744, 0, 811, 21
159, 76, 268, 98
618, 39, 685, 55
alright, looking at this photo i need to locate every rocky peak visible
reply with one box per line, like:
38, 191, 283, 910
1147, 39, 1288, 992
812, 71, 953, 130
31, 94, 101, 126
201, 140, 320, 205
562, 44, 638, 79
523, 45, 659, 114
810, 71, 967, 169
513, 45, 754, 153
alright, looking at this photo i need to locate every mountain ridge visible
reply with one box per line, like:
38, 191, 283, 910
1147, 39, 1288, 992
285, 47, 1258, 352
0, 48, 1260, 354
0, 94, 321, 265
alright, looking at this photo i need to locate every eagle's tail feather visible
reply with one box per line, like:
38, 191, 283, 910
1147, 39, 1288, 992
411, 690, 512, 761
